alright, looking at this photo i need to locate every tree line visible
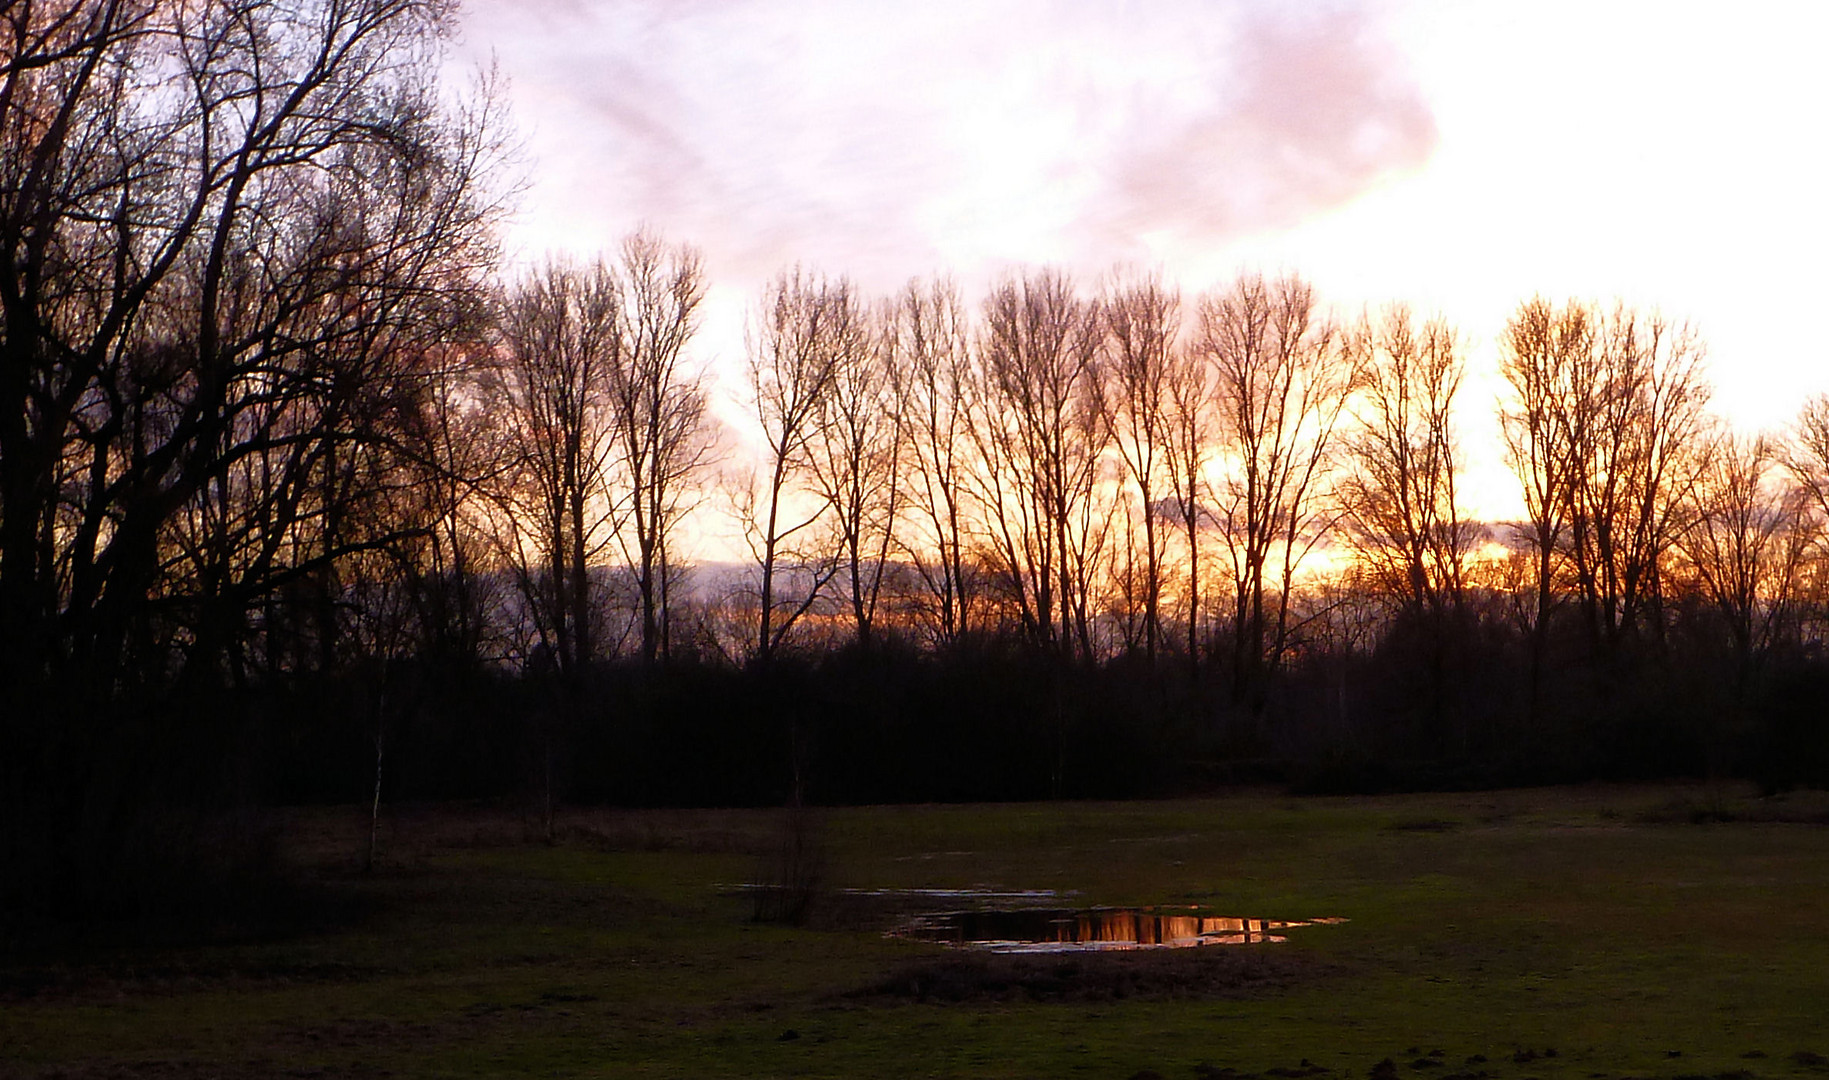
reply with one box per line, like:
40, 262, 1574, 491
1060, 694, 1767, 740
6, 0, 1829, 921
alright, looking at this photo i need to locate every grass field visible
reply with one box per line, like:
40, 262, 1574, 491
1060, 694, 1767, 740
5, 784, 1829, 1079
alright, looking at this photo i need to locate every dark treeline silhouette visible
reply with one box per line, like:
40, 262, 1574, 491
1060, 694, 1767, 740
6, 1, 1829, 929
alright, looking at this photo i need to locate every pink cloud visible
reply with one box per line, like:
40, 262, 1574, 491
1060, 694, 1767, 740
458, 0, 1438, 286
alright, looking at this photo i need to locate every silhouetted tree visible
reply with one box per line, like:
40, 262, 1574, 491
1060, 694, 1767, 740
1341, 306, 1476, 619
1339, 306, 1478, 745
1566, 308, 1712, 655
969, 268, 1110, 662
1198, 274, 1355, 719
0, 0, 504, 914
393, 339, 505, 675
1678, 433, 1812, 691
605, 230, 710, 666
1502, 300, 1711, 663
807, 297, 901, 650
488, 259, 621, 679
1499, 297, 1592, 707
740, 268, 858, 664
1101, 270, 1180, 664
1160, 296, 1221, 672
890, 277, 980, 648
1784, 394, 1829, 534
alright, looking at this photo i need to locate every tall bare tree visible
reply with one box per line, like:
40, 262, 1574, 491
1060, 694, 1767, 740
890, 277, 978, 648
1100, 270, 1180, 663
1161, 303, 1220, 670
393, 338, 505, 675
1568, 308, 1712, 652
1198, 273, 1354, 713
968, 268, 1109, 661
1503, 299, 1713, 669
0, 0, 502, 697
740, 268, 859, 664
1341, 306, 1476, 619
1498, 296, 1592, 697
489, 260, 621, 679
1781, 394, 1829, 652
807, 298, 901, 650
1679, 433, 1813, 690
0, 0, 504, 909
605, 229, 710, 666
1335, 306, 1477, 744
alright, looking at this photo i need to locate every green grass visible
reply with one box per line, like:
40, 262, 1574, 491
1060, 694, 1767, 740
5, 785, 1829, 1078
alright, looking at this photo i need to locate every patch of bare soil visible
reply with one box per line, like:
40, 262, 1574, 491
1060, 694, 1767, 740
846, 944, 1334, 1004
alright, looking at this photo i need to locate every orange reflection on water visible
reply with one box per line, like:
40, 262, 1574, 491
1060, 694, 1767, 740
896, 907, 1341, 953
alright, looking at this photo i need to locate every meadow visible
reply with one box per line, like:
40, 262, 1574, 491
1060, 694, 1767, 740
5, 784, 1829, 1079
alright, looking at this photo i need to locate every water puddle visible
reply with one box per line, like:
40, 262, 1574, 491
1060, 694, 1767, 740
723, 882, 1344, 953
892, 908, 1345, 953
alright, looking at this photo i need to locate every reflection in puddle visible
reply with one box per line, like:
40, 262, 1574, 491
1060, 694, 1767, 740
893, 908, 1345, 953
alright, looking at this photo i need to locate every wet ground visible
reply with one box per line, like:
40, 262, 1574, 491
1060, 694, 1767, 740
892, 906, 1346, 952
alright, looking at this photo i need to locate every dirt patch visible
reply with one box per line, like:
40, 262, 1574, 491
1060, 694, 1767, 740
846, 943, 1334, 1004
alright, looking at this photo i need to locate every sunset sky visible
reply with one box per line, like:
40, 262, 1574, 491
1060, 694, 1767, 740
454, 0, 1829, 524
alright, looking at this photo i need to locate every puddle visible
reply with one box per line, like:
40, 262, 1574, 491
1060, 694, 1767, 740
892, 908, 1345, 953
721, 882, 1345, 953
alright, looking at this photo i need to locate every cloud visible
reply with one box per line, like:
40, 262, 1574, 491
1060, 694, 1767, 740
1099, 6, 1438, 253
458, 0, 1438, 288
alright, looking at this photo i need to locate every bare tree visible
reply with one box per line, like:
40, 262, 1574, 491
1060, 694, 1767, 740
1781, 394, 1829, 652
1502, 297, 1713, 681
740, 268, 859, 664
1568, 308, 1712, 653
0, 0, 506, 910
967, 268, 1110, 662
488, 260, 622, 680
1161, 303, 1220, 670
1100, 270, 1181, 663
1198, 273, 1355, 714
1679, 432, 1813, 690
1783, 394, 1829, 525
1341, 306, 1476, 619
1498, 297, 1593, 698
0, 0, 503, 697
890, 277, 979, 648
807, 298, 901, 650
1336, 306, 1478, 744
605, 229, 710, 666
394, 338, 507, 674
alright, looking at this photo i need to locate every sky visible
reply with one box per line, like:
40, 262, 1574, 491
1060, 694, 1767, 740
453, 0, 1829, 524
